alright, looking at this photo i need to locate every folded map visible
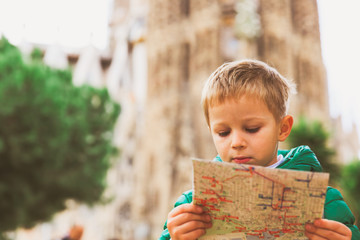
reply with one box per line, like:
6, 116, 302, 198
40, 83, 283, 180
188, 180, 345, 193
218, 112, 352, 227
192, 158, 329, 240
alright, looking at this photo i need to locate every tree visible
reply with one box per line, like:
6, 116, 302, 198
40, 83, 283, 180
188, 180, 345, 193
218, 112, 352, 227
0, 38, 120, 232
286, 117, 341, 184
341, 159, 360, 229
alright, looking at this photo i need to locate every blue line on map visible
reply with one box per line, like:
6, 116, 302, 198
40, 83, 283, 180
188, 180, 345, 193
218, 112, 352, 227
258, 194, 273, 200
309, 192, 326, 198
295, 172, 314, 188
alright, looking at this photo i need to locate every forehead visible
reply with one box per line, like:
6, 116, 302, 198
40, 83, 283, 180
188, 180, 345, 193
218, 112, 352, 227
208, 95, 275, 122
209, 94, 266, 111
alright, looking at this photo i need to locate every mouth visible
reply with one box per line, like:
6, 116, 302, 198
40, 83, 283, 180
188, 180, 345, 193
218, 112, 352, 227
232, 157, 252, 164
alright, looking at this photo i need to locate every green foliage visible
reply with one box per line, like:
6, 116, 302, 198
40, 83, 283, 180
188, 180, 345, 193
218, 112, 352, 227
286, 116, 341, 183
0, 233, 11, 240
30, 48, 43, 61
341, 159, 360, 228
0, 37, 120, 232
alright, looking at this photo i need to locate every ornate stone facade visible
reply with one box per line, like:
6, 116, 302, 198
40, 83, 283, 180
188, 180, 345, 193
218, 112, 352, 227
133, 1, 221, 238
110, 0, 359, 239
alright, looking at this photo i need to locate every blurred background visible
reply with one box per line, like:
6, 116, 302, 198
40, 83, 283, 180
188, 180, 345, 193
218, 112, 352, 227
0, 0, 359, 239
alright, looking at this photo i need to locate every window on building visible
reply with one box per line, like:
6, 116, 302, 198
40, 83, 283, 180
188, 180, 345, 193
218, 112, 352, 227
181, 0, 190, 17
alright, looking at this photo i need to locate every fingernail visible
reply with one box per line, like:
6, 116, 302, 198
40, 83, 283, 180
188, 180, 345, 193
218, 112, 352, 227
305, 224, 313, 231
314, 219, 321, 225
196, 206, 203, 213
206, 215, 211, 221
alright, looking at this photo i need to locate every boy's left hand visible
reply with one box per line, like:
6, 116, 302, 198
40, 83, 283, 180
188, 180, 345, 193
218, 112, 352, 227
305, 219, 352, 239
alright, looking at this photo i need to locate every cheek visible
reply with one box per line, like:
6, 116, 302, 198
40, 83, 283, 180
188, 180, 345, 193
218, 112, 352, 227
213, 137, 223, 149
256, 129, 275, 143
215, 145, 228, 161
212, 137, 227, 152
211, 133, 218, 144
212, 133, 225, 144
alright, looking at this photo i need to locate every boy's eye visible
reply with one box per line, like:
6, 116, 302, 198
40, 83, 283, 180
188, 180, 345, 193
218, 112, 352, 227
218, 131, 230, 137
245, 127, 260, 133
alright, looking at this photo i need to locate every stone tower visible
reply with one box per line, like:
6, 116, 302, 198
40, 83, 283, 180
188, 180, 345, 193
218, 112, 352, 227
257, 0, 329, 122
109, 0, 349, 239
132, 1, 222, 238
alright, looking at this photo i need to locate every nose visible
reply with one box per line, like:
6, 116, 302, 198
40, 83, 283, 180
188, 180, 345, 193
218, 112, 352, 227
231, 131, 246, 149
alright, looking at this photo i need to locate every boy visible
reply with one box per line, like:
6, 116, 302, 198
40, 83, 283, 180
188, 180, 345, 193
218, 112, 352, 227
159, 60, 360, 240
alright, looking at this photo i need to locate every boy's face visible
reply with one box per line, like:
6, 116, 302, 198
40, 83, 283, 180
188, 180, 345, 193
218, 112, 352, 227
208, 95, 287, 167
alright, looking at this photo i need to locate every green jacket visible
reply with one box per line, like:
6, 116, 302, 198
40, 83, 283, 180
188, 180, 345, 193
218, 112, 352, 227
159, 145, 360, 239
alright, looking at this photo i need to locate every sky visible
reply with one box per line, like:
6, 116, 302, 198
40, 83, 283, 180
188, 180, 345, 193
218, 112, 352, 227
317, 0, 360, 135
0, 0, 111, 50
0, 0, 359, 135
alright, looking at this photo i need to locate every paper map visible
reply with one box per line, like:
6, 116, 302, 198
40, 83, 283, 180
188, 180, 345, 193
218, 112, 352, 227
192, 159, 329, 240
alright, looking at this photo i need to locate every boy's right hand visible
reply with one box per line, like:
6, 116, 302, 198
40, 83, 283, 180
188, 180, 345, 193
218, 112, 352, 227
167, 203, 212, 240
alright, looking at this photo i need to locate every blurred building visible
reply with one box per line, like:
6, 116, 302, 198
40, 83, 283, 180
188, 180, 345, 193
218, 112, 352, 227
109, 0, 359, 239
12, 0, 359, 239
133, 0, 222, 238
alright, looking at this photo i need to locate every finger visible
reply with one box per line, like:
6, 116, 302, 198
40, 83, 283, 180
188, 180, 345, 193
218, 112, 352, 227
306, 223, 349, 240
168, 212, 212, 230
305, 229, 328, 240
313, 219, 352, 237
177, 228, 207, 240
169, 219, 212, 239
180, 219, 213, 233
168, 203, 204, 218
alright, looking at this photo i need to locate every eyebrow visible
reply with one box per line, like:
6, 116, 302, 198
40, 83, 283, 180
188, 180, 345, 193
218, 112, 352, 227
240, 116, 271, 122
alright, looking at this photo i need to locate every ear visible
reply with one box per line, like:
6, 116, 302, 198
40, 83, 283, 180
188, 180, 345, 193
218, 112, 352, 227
278, 115, 293, 142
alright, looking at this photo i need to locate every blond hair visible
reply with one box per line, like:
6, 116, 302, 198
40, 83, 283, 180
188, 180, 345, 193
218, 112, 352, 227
201, 59, 296, 125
